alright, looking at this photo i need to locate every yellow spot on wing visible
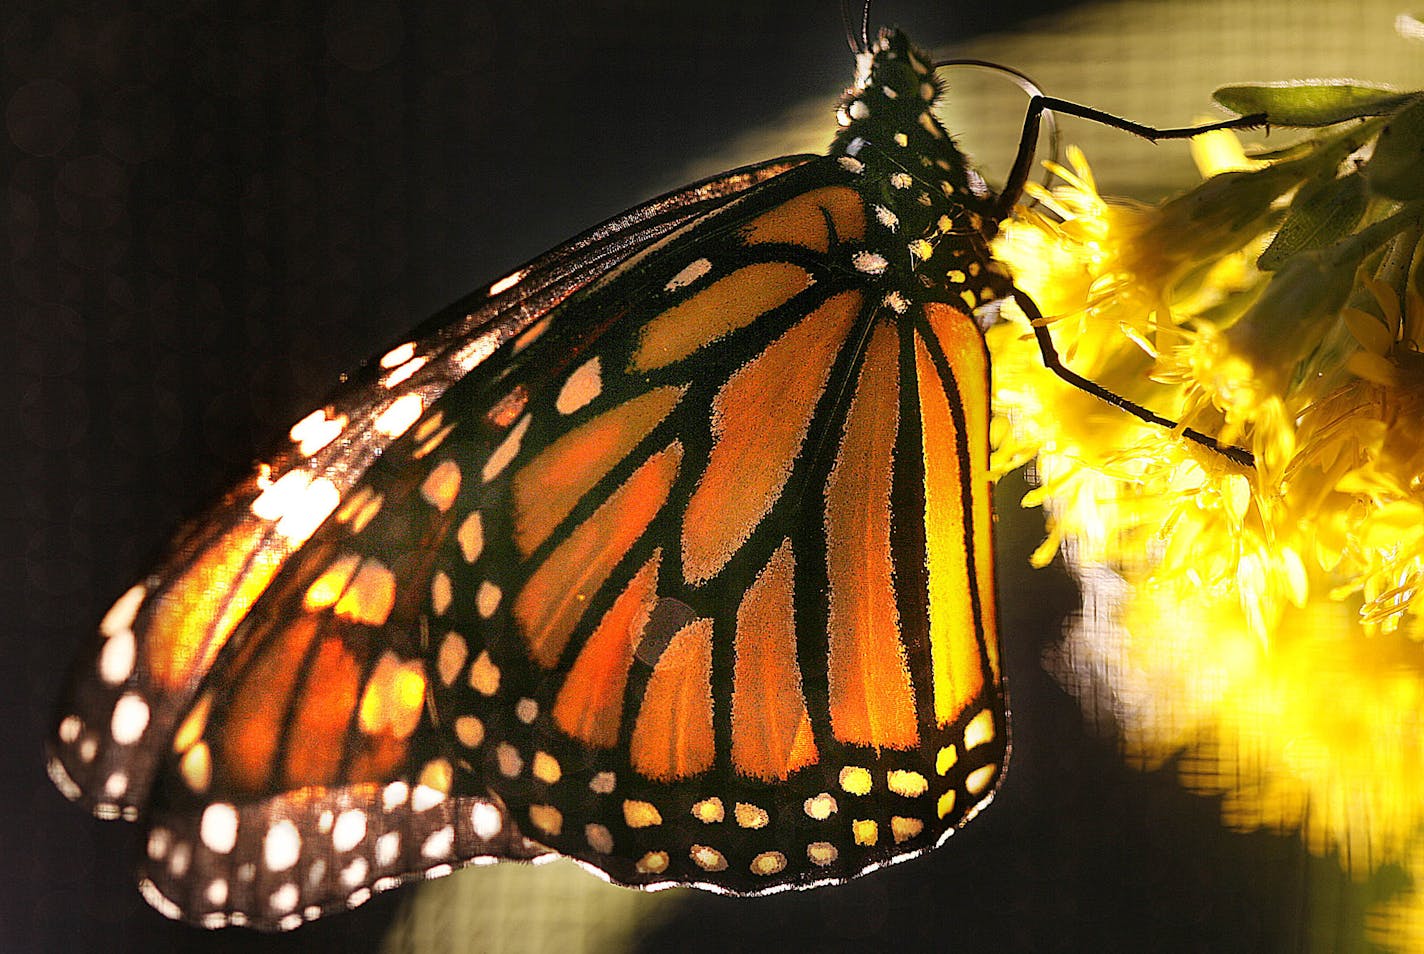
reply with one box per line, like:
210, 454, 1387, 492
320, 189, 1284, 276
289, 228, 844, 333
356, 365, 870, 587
304, 554, 361, 611
887, 770, 929, 798
420, 461, 462, 513
358, 653, 425, 739
965, 708, 996, 749
334, 560, 396, 627
691, 797, 725, 823
839, 766, 872, 795
623, 800, 662, 828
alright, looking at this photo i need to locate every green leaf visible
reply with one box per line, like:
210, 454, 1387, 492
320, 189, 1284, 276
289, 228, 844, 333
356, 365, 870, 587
1214, 83, 1414, 127
1257, 172, 1367, 270
1365, 97, 1424, 199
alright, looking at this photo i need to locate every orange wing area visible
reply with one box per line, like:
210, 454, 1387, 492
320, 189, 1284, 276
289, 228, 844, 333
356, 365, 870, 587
682, 290, 863, 583
730, 539, 818, 781
513, 443, 684, 668
142, 523, 287, 691
551, 552, 661, 748
512, 387, 685, 556
741, 185, 867, 251
923, 302, 999, 679
915, 318, 989, 727
629, 618, 716, 780
181, 462, 459, 798
824, 319, 919, 749
631, 262, 812, 372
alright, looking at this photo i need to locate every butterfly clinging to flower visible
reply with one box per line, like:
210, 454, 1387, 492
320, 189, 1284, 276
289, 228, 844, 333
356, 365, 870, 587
48, 14, 1259, 930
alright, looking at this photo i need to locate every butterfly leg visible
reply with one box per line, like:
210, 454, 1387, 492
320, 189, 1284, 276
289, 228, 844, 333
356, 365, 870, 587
1012, 287, 1256, 466
998, 97, 1268, 218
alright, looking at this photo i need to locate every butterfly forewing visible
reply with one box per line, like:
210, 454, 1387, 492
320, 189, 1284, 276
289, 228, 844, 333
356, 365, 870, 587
52, 27, 1013, 928
428, 140, 1007, 891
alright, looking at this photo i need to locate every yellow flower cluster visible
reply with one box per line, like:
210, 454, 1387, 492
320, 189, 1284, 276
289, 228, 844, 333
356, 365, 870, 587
989, 113, 1424, 946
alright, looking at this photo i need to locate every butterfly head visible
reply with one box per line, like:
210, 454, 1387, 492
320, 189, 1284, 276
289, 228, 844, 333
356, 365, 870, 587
833, 29, 977, 200
843, 29, 946, 125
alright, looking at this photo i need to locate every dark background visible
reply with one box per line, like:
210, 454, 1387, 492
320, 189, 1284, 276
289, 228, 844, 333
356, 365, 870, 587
1, 2, 1386, 951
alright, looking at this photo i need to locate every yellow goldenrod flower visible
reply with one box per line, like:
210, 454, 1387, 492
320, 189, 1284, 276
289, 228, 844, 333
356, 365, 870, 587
991, 94, 1424, 948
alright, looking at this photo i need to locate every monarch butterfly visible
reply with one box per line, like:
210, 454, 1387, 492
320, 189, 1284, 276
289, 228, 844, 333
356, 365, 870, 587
47, 15, 1258, 931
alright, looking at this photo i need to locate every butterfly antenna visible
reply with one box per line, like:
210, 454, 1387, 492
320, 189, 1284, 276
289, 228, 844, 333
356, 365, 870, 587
933, 58, 1061, 211
842, 0, 871, 54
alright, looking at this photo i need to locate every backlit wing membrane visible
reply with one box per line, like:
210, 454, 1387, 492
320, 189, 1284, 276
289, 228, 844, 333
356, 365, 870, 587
52, 27, 1015, 929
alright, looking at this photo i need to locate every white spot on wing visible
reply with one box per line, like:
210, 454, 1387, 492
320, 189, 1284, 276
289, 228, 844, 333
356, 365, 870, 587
99, 585, 145, 639
382, 355, 428, 389
664, 259, 712, 292
852, 251, 888, 276
873, 205, 899, 231
269, 882, 299, 914
489, 269, 526, 296
110, 693, 149, 745
332, 810, 367, 853
200, 803, 240, 854
382, 781, 409, 810
263, 820, 302, 872
411, 785, 446, 812
373, 393, 425, 438
58, 715, 82, 744
340, 857, 368, 888
289, 409, 347, 456
380, 342, 416, 369
375, 831, 400, 867
274, 478, 340, 544
471, 801, 503, 840
454, 330, 501, 372
103, 772, 128, 798
98, 629, 136, 685
251, 469, 311, 520
481, 415, 531, 483
421, 826, 454, 859
556, 358, 602, 415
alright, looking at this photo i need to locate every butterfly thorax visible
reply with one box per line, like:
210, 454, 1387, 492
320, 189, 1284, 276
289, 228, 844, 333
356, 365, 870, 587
829, 29, 1012, 315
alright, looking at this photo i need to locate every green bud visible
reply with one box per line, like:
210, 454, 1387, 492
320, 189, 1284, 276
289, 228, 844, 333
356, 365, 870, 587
1215, 83, 1414, 127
